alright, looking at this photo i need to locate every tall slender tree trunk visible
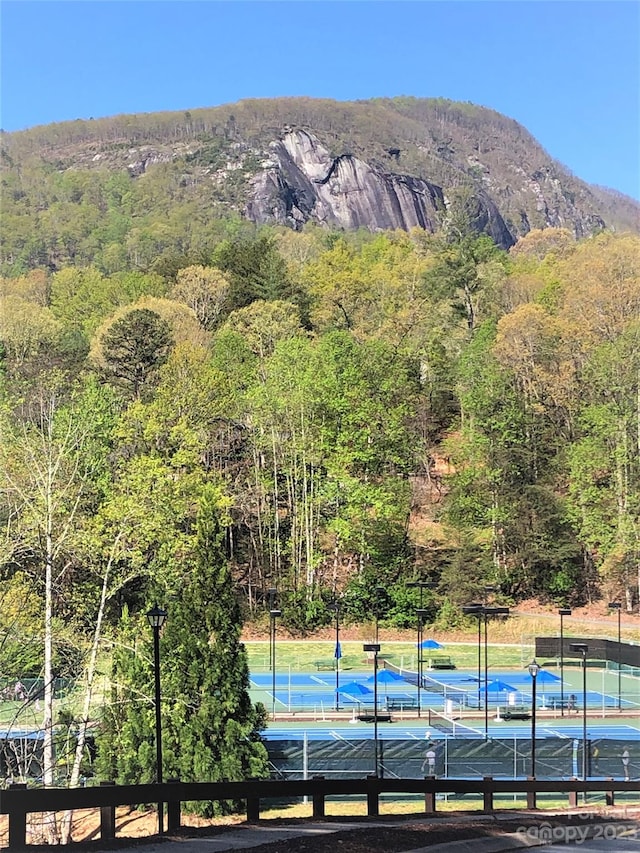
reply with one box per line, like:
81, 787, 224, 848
60, 538, 121, 844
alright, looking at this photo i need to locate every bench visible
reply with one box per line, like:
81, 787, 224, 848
357, 712, 392, 723
545, 695, 577, 711
314, 661, 336, 671
502, 705, 531, 720
426, 656, 456, 670
386, 697, 418, 711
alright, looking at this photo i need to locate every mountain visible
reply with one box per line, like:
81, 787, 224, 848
1, 97, 638, 268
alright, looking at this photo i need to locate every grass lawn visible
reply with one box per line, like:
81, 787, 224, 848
246, 639, 534, 674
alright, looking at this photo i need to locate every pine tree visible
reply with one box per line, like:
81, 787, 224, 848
100, 308, 173, 399
162, 483, 268, 814
97, 484, 268, 812
95, 609, 156, 785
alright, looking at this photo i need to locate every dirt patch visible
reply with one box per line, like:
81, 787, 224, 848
6, 811, 640, 853
0, 808, 244, 848
241, 597, 640, 644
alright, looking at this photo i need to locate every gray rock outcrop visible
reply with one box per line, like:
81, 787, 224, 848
246, 130, 457, 238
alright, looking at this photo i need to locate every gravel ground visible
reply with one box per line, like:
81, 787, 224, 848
183, 816, 532, 852
11, 808, 640, 853
18, 812, 640, 853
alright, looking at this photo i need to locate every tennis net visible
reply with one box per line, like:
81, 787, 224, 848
428, 708, 483, 738
384, 660, 473, 706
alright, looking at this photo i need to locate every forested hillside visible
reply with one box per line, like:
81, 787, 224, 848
2, 221, 639, 647
2, 97, 639, 280
1, 100, 640, 799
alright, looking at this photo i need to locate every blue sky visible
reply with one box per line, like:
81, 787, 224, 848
1, 1, 639, 200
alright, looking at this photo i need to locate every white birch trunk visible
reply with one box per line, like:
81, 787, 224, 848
59, 539, 120, 844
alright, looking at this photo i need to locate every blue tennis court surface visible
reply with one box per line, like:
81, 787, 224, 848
263, 723, 640, 741
250, 668, 640, 713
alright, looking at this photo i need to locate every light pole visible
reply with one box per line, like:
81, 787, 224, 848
147, 603, 168, 836
269, 598, 281, 721
373, 585, 385, 645
480, 591, 502, 735
464, 603, 509, 738
527, 659, 540, 780
608, 602, 622, 711
364, 643, 381, 777
407, 581, 435, 718
463, 603, 483, 715
330, 600, 341, 711
267, 588, 277, 669
570, 643, 589, 788
558, 608, 571, 716
415, 608, 429, 717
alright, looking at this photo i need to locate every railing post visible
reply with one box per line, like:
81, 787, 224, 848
246, 796, 260, 823
526, 775, 537, 809
366, 775, 379, 817
8, 782, 27, 851
99, 781, 116, 842
605, 778, 615, 807
568, 777, 579, 808
166, 778, 181, 832
424, 776, 436, 813
482, 776, 493, 813
312, 775, 325, 818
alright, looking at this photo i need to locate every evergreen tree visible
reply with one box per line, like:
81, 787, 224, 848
162, 483, 268, 814
95, 609, 156, 785
212, 234, 295, 311
96, 484, 268, 813
99, 308, 173, 400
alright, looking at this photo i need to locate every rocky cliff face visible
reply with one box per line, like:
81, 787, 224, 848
245, 130, 515, 247
4, 97, 636, 253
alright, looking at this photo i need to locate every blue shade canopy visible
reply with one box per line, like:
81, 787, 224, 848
524, 669, 561, 684
420, 639, 444, 650
479, 679, 516, 693
337, 681, 373, 695
367, 670, 405, 683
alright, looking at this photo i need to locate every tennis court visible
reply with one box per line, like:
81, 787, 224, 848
250, 665, 640, 715
252, 660, 640, 781
263, 721, 640, 741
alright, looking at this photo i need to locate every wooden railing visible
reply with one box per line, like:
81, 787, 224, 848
2, 776, 639, 849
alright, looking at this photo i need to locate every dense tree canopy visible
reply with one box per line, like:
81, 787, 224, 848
1, 217, 639, 794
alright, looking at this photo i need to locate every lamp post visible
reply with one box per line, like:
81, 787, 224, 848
407, 581, 435, 718
483, 606, 509, 737
147, 603, 168, 836
269, 599, 282, 721
330, 600, 341, 711
570, 643, 589, 789
463, 603, 483, 716
558, 608, 571, 716
608, 602, 622, 711
527, 659, 540, 781
267, 588, 277, 668
363, 643, 381, 777
415, 608, 429, 717
373, 585, 385, 645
